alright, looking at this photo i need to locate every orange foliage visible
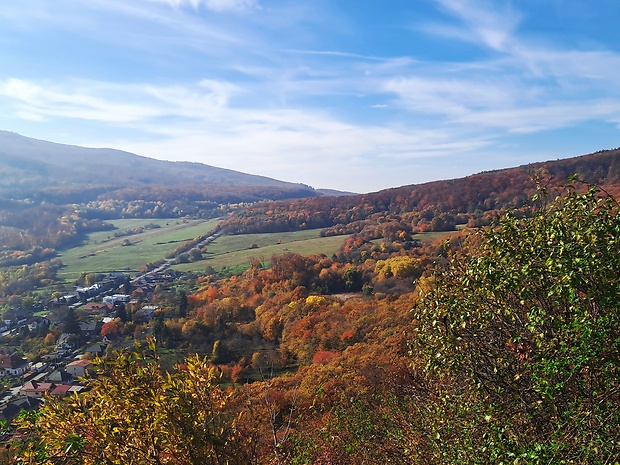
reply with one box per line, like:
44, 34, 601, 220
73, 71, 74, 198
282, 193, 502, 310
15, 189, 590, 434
312, 350, 338, 365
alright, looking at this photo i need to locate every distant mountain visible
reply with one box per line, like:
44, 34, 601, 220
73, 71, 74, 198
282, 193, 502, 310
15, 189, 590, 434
316, 188, 358, 197
0, 131, 316, 197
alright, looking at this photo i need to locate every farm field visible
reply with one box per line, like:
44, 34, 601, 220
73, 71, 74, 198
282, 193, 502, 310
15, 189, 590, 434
414, 227, 467, 243
172, 228, 464, 275
57, 218, 220, 281
56, 220, 465, 282
172, 229, 349, 274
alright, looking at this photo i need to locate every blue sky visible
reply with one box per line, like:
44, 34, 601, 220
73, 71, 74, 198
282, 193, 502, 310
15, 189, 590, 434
1, 0, 619, 193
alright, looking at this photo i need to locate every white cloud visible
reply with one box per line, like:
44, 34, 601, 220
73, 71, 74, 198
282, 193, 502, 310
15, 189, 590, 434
384, 75, 519, 117
142, 0, 258, 13
432, 0, 522, 52
453, 100, 620, 133
0, 78, 242, 124
0, 79, 163, 123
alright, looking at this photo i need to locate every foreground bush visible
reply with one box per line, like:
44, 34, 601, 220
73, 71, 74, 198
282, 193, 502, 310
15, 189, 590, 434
414, 186, 620, 464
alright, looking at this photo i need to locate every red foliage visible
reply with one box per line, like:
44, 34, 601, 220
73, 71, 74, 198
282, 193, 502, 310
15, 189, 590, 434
340, 329, 356, 341
231, 364, 244, 383
312, 351, 338, 365
100, 320, 120, 338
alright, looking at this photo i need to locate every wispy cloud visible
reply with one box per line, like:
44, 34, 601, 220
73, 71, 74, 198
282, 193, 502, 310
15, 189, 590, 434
141, 0, 258, 13
0, 78, 243, 125
431, 0, 522, 52
386, 0, 620, 135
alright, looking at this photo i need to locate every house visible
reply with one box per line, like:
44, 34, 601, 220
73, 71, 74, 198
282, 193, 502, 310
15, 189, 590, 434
65, 359, 92, 378
0, 353, 30, 377
20, 381, 55, 398
42, 353, 62, 365
79, 321, 102, 337
76, 283, 103, 301
103, 294, 130, 306
20, 381, 72, 398
56, 333, 79, 354
0, 397, 42, 424
49, 295, 78, 308
28, 316, 49, 332
85, 343, 106, 357
2, 308, 29, 326
49, 384, 72, 397
132, 306, 157, 324
44, 370, 73, 383
83, 303, 113, 315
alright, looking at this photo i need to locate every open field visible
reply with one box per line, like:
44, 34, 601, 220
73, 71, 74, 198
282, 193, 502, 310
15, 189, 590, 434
56, 220, 465, 282
57, 218, 220, 281
172, 229, 349, 274
173, 228, 464, 275
414, 227, 466, 244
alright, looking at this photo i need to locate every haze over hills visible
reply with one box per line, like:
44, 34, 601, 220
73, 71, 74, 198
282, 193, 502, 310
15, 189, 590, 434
1, 130, 618, 214
0, 131, 317, 196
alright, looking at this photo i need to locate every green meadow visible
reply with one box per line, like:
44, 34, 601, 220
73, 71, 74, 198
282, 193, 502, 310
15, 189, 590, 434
57, 218, 220, 281
56, 218, 463, 282
172, 228, 463, 275
172, 229, 349, 274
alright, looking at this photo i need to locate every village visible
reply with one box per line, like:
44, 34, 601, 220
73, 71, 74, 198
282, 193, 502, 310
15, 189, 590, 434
0, 269, 183, 428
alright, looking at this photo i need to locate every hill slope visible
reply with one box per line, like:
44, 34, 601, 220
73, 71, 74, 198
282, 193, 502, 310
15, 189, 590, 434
221, 148, 620, 234
0, 131, 315, 195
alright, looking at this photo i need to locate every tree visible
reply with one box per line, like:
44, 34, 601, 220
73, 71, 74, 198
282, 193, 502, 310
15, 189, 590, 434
13, 340, 248, 464
115, 304, 129, 323
413, 186, 620, 463
62, 307, 80, 335
177, 290, 188, 318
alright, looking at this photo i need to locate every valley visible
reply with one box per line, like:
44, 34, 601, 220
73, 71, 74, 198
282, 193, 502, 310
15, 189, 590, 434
0, 139, 618, 464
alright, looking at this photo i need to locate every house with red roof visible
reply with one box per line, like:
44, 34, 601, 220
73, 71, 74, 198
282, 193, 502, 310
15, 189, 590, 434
66, 359, 92, 378
20, 381, 74, 398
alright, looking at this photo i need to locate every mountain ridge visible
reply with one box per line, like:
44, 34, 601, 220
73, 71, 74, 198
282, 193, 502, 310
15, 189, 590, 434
0, 130, 317, 195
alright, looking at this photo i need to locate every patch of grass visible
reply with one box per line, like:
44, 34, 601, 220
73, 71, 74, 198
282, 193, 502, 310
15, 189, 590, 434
57, 218, 220, 281
414, 229, 464, 244
172, 229, 348, 273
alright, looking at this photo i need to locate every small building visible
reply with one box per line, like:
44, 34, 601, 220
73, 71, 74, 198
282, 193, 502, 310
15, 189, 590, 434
2, 308, 29, 326
56, 333, 79, 354
20, 381, 55, 398
28, 317, 49, 332
103, 294, 130, 306
44, 370, 73, 383
79, 321, 102, 337
65, 359, 92, 378
0, 397, 42, 424
83, 303, 113, 315
85, 344, 106, 357
49, 384, 72, 397
0, 353, 30, 377
20, 381, 73, 398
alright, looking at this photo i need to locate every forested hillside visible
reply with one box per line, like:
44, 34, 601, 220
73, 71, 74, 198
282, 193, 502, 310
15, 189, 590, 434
220, 149, 620, 236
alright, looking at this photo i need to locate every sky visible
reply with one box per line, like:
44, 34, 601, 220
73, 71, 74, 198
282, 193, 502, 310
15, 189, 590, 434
1, 0, 620, 193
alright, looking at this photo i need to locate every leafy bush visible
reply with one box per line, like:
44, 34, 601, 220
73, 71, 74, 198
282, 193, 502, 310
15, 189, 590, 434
413, 186, 620, 464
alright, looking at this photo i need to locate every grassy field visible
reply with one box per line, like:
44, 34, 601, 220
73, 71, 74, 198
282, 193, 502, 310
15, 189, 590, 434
414, 228, 466, 244
172, 228, 463, 275
56, 219, 463, 282
172, 229, 348, 274
57, 218, 220, 281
